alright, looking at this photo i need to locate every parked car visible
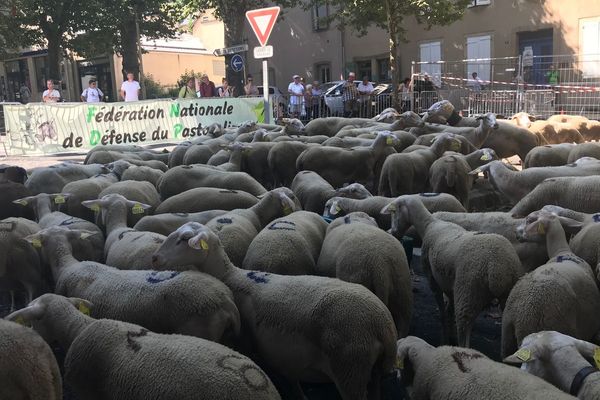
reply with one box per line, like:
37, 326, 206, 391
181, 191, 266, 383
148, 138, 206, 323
324, 80, 375, 117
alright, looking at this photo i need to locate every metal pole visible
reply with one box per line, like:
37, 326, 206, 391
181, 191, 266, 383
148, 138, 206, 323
262, 59, 270, 124
135, 7, 146, 100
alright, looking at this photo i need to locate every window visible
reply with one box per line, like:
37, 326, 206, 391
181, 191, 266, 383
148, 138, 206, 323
419, 41, 441, 86
580, 18, 600, 78
312, 2, 329, 31
355, 60, 372, 81
468, 0, 491, 7
315, 63, 331, 83
467, 35, 491, 82
377, 58, 391, 82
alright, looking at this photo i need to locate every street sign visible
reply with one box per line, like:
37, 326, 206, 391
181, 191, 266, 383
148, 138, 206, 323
231, 54, 244, 72
213, 44, 249, 57
253, 46, 273, 59
245, 6, 280, 47
522, 46, 534, 67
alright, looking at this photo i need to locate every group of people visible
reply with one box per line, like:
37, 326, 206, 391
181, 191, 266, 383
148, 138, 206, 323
178, 74, 237, 99
287, 74, 324, 120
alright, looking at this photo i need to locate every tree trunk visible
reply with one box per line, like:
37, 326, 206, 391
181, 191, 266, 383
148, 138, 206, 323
385, 0, 401, 111
223, 11, 247, 98
46, 32, 62, 81
120, 20, 140, 81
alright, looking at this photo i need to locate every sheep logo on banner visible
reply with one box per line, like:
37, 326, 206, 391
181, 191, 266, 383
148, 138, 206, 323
36, 121, 58, 142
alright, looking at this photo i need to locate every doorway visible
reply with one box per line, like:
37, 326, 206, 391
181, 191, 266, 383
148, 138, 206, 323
518, 29, 553, 85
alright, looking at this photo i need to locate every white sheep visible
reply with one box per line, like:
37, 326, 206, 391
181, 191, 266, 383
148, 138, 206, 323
151, 222, 398, 400
382, 197, 523, 347
502, 212, 600, 358
155, 187, 258, 214
121, 165, 164, 187
267, 141, 319, 187
134, 210, 228, 236
316, 212, 412, 336
98, 180, 162, 226
6, 294, 279, 400
396, 335, 575, 400
25, 163, 108, 194
25, 226, 240, 343
505, 331, 600, 399
0, 319, 62, 399
242, 210, 328, 275
82, 194, 166, 269
524, 144, 575, 168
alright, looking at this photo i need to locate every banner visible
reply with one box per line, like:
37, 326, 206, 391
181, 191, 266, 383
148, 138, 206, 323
2, 97, 265, 156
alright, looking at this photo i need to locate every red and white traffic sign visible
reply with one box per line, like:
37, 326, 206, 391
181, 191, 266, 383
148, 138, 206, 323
245, 6, 280, 47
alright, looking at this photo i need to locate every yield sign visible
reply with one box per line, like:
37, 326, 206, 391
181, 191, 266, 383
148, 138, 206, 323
245, 6, 280, 47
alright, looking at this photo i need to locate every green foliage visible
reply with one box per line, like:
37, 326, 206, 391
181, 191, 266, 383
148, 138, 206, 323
176, 70, 205, 88
143, 73, 168, 99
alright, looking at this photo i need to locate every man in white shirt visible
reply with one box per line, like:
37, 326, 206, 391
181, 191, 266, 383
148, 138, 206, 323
42, 79, 61, 102
288, 74, 304, 118
81, 79, 104, 102
120, 72, 141, 102
357, 76, 374, 117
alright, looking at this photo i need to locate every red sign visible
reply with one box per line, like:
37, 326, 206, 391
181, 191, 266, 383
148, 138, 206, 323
245, 6, 280, 47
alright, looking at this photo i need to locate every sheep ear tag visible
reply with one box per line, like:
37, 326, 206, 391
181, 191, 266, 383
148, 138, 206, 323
594, 348, 600, 369
31, 238, 42, 248
131, 204, 145, 215
386, 137, 394, 145
450, 142, 461, 151
78, 302, 90, 316
394, 356, 404, 370
54, 195, 66, 204
480, 154, 492, 161
189, 237, 209, 251
14, 315, 27, 326
13, 199, 28, 206
90, 204, 100, 213
515, 348, 531, 362
537, 223, 545, 235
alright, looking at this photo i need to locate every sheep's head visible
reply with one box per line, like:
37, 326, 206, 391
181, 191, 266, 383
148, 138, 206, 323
334, 183, 372, 200
257, 188, 298, 216
323, 197, 345, 219
5, 293, 93, 343
478, 148, 497, 162
476, 112, 499, 130
504, 331, 600, 393
24, 226, 96, 262
396, 336, 435, 385
237, 121, 257, 135
13, 193, 71, 217
106, 160, 132, 179
433, 133, 461, 152
281, 118, 305, 135
510, 112, 535, 128
381, 196, 415, 237
82, 194, 152, 226
516, 210, 584, 242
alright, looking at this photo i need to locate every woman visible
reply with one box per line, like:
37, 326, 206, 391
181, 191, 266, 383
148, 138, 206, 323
303, 84, 313, 120
218, 79, 234, 97
399, 77, 412, 112
310, 81, 322, 120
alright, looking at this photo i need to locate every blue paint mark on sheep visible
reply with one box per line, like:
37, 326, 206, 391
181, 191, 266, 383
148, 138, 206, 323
268, 221, 296, 230
247, 271, 270, 284
419, 193, 440, 197
593, 214, 600, 223
556, 255, 585, 264
146, 271, 180, 284
59, 217, 79, 226
344, 216, 352, 224
172, 212, 188, 217
118, 229, 135, 240
217, 218, 233, 224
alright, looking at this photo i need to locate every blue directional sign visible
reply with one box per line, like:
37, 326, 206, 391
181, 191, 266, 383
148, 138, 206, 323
231, 54, 244, 72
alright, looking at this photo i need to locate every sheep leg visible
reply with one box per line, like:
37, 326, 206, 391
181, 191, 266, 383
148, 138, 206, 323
9, 290, 15, 312
453, 275, 490, 348
330, 364, 370, 400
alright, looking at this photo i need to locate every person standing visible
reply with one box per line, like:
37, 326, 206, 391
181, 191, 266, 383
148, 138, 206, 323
244, 75, 259, 96
303, 84, 313, 120
81, 79, 104, 102
310, 81, 322, 119
399, 77, 412, 112
19, 82, 31, 104
178, 77, 197, 99
546, 64, 559, 86
42, 79, 61, 103
342, 72, 359, 118
199, 74, 216, 98
218, 78, 234, 97
468, 72, 483, 92
120, 72, 141, 102
288, 74, 304, 118
357, 76, 374, 117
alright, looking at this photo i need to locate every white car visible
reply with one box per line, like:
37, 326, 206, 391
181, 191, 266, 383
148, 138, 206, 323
323, 80, 366, 116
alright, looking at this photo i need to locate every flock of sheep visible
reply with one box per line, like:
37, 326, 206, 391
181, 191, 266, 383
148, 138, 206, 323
2, 99, 600, 400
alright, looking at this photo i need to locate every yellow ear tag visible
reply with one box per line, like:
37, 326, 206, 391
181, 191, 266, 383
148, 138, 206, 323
386, 137, 394, 145
283, 206, 292, 215
78, 302, 90, 316
537, 223, 545, 235
54, 195, 65, 204
15, 199, 28, 206
516, 348, 531, 362
451, 142, 461, 151
395, 357, 404, 370
31, 238, 42, 248
481, 154, 492, 161
200, 239, 209, 250
131, 204, 144, 215
335, 205, 341, 213
14, 315, 26, 326
387, 203, 396, 212
594, 348, 600, 369
91, 204, 100, 213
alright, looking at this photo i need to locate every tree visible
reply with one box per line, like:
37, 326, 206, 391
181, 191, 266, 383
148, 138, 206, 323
305, 0, 471, 109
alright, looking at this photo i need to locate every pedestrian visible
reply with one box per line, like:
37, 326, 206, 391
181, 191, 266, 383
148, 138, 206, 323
399, 77, 412, 112
199, 74, 216, 98
342, 72, 359, 118
357, 76, 374, 117
288, 74, 304, 118
178, 77, 197, 99
19, 81, 31, 104
120, 72, 141, 102
244, 75, 259, 95
311, 81, 322, 119
468, 72, 483, 92
303, 84, 313, 120
81, 79, 104, 103
218, 78, 234, 97
42, 79, 61, 103
546, 64, 559, 86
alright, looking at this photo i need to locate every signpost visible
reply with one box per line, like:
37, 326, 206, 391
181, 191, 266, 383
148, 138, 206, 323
213, 44, 249, 57
246, 6, 280, 123
231, 54, 244, 73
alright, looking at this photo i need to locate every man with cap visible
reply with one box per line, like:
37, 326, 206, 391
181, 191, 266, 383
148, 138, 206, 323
288, 74, 304, 118
342, 72, 359, 118
81, 78, 104, 102
199, 74, 217, 98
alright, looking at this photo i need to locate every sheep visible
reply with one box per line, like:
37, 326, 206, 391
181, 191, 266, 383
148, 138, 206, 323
324, 130, 417, 153
412, 133, 479, 155
22, 227, 240, 343
501, 212, 600, 358
482, 120, 541, 162
510, 176, 600, 218
382, 197, 523, 347
151, 222, 397, 400
324, 192, 466, 231
296, 131, 397, 191
505, 331, 600, 400
183, 139, 231, 165
548, 114, 600, 141
472, 159, 600, 205
429, 148, 497, 208
414, 113, 499, 148
267, 141, 319, 187
240, 140, 278, 188
203, 188, 299, 267
316, 212, 412, 336
168, 140, 192, 167
82, 194, 165, 269
242, 211, 328, 275
25, 163, 108, 194
0, 319, 62, 399
98, 180, 162, 226
272, 134, 329, 143
6, 294, 279, 400
524, 144, 575, 168
304, 116, 405, 137
396, 336, 575, 400
378, 132, 462, 197
0, 164, 27, 184
157, 164, 267, 199
121, 165, 164, 187
0, 180, 34, 220
85, 150, 168, 171
13, 193, 104, 262
432, 211, 548, 272
134, 210, 228, 236
0, 217, 44, 309
527, 120, 585, 144
155, 187, 258, 215
567, 142, 600, 163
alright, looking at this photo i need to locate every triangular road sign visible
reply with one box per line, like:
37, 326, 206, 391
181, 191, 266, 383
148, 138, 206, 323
246, 6, 280, 47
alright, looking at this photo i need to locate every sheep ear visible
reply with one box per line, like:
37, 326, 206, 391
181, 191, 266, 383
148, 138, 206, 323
52, 193, 69, 205
555, 216, 585, 235
504, 348, 536, 364
79, 230, 98, 240
5, 302, 45, 326
24, 233, 43, 249
188, 232, 210, 251
279, 193, 295, 215
128, 201, 152, 215
381, 202, 397, 215
68, 298, 93, 316
81, 199, 102, 212
12, 196, 32, 206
